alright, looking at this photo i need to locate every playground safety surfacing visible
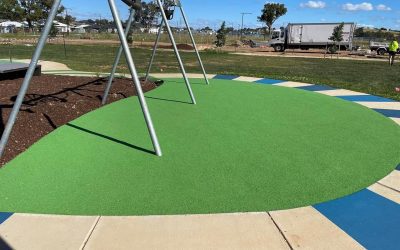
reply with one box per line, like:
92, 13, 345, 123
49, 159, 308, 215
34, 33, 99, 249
0, 77, 399, 217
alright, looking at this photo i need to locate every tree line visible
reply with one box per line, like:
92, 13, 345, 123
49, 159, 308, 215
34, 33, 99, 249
354, 27, 399, 41
0, 0, 66, 31
0, 0, 162, 32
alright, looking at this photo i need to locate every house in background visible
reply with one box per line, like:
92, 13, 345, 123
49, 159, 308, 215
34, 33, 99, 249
140, 27, 164, 34
71, 24, 91, 33
53, 21, 70, 33
0, 21, 24, 33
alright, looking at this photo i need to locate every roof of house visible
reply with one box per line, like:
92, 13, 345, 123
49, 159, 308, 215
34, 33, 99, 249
73, 24, 91, 29
53, 21, 68, 27
0, 21, 24, 27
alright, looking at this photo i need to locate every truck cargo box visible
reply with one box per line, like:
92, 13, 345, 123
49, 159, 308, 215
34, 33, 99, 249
287, 23, 355, 46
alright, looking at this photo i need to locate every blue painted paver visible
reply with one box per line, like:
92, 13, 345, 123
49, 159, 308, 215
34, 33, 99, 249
255, 78, 285, 85
213, 75, 239, 80
338, 95, 396, 103
314, 189, 400, 250
0, 212, 13, 225
296, 85, 336, 92
372, 109, 400, 118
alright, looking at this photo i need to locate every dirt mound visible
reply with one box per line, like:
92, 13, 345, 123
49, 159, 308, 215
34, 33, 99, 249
164, 43, 194, 50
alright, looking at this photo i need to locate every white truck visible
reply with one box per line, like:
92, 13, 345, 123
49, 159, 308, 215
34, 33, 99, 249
369, 41, 399, 55
267, 23, 356, 52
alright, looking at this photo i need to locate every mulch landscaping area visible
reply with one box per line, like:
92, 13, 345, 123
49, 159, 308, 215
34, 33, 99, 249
0, 75, 157, 167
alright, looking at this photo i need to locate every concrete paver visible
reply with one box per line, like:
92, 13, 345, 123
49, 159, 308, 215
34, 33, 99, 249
18, 60, 71, 71
378, 170, 400, 192
234, 76, 263, 82
275, 81, 313, 88
368, 183, 400, 204
390, 117, 400, 125
355, 102, 400, 110
84, 213, 289, 250
270, 207, 365, 250
0, 214, 97, 250
315, 89, 369, 96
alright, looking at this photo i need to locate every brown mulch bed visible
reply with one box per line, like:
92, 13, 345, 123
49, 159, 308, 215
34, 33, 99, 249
0, 75, 157, 167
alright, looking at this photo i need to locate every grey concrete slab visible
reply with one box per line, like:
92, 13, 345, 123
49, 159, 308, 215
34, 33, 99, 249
0, 214, 97, 250
85, 213, 289, 250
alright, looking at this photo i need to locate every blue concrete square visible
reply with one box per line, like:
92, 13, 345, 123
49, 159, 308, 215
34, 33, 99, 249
314, 189, 400, 250
0, 212, 13, 224
296, 85, 337, 92
255, 78, 285, 85
338, 95, 396, 103
373, 109, 400, 118
213, 75, 239, 80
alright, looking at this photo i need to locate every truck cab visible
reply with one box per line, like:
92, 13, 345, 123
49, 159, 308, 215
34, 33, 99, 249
268, 29, 286, 52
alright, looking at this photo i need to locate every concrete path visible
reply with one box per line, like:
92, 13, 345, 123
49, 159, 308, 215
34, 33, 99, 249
3, 59, 72, 71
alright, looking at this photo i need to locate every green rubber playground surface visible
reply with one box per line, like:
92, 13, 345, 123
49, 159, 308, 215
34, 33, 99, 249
0, 78, 399, 216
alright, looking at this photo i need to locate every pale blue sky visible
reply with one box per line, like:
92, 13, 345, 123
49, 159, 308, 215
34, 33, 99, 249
62, 0, 400, 30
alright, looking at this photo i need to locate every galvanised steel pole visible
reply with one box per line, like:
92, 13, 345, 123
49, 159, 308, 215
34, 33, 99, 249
145, 19, 164, 81
102, 8, 136, 105
179, 6, 210, 85
156, 0, 196, 105
108, 0, 162, 156
0, 0, 62, 159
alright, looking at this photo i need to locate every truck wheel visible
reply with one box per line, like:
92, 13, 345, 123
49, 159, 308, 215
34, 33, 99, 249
274, 45, 284, 52
377, 49, 386, 56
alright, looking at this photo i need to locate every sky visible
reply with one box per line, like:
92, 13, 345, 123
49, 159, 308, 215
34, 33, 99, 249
62, 0, 400, 30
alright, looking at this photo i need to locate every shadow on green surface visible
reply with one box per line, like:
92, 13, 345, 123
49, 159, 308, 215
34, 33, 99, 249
66, 123, 155, 155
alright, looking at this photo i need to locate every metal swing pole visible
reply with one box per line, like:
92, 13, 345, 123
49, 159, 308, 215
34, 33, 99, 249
108, 0, 162, 156
178, 5, 210, 85
156, 0, 196, 105
0, 0, 62, 159
102, 7, 136, 105
144, 18, 164, 81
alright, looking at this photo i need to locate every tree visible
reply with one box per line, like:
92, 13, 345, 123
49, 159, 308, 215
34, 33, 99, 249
136, 1, 159, 31
215, 21, 228, 47
56, 14, 76, 25
17, 0, 65, 31
258, 3, 287, 38
329, 22, 344, 53
0, 0, 22, 21
49, 22, 58, 37
201, 26, 213, 33
354, 27, 364, 37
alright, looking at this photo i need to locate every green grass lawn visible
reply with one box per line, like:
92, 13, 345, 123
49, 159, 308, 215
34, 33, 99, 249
1, 44, 400, 101
0, 79, 398, 215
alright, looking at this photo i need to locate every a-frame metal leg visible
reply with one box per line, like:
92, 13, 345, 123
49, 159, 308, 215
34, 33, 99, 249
178, 6, 210, 85
156, 0, 196, 105
145, 19, 164, 81
0, 0, 62, 159
108, 0, 162, 156
102, 7, 136, 105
